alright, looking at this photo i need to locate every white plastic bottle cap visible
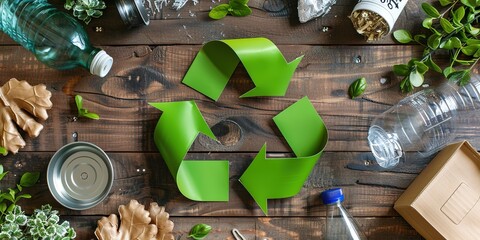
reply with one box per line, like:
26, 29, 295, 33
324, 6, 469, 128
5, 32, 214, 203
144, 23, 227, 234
90, 50, 113, 77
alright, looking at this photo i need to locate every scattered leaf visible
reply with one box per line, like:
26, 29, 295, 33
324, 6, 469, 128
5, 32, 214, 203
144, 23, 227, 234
188, 223, 212, 240
393, 30, 413, 43
348, 77, 367, 99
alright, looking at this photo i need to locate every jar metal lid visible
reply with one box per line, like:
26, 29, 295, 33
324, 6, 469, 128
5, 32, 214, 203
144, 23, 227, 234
47, 141, 114, 210
115, 0, 150, 27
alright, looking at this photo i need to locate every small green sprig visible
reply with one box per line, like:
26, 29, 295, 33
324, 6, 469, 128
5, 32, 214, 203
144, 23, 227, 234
393, 0, 480, 92
0, 165, 39, 222
75, 95, 100, 120
209, 0, 252, 20
64, 0, 106, 24
188, 223, 212, 240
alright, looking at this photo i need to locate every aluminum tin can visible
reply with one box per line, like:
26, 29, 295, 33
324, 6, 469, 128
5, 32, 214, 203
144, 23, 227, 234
115, 0, 150, 28
47, 141, 114, 210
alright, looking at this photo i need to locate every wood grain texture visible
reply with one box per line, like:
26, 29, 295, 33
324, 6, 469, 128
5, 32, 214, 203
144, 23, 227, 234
0, 0, 468, 238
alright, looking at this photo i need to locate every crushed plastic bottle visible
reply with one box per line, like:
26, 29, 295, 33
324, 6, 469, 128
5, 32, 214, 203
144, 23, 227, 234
368, 76, 480, 168
0, 0, 113, 77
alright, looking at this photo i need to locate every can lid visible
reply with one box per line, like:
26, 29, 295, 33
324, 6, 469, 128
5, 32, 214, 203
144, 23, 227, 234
47, 142, 114, 210
115, 0, 150, 27
321, 188, 344, 205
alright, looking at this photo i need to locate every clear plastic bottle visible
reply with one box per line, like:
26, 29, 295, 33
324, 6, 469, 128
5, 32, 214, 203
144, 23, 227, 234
368, 76, 480, 168
0, 0, 113, 77
321, 188, 367, 240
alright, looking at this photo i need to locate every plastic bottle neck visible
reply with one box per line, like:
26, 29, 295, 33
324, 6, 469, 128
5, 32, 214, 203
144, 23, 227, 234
87, 49, 113, 77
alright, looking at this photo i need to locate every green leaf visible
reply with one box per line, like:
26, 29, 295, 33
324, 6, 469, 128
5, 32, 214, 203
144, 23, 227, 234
414, 34, 427, 43
400, 77, 414, 93
439, 0, 453, 6
83, 112, 100, 120
414, 61, 429, 74
348, 77, 367, 99
425, 57, 442, 73
422, 18, 434, 29
20, 172, 40, 188
0, 147, 7, 156
188, 223, 212, 240
230, 0, 249, 5
462, 44, 480, 55
466, 39, 480, 45
393, 64, 410, 76
427, 34, 442, 49
448, 70, 471, 85
453, 6, 465, 24
75, 95, 83, 113
0, 202, 6, 214
64, 0, 75, 10
461, 0, 478, 8
229, 1, 252, 16
443, 67, 455, 77
209, 3, 230, 19
422, 3, 441, 18
440, 18, 456, 33
467, 24, 480, 36
15, 194, 31, 202
409, 70, 424, 87
393, 30, 412, 43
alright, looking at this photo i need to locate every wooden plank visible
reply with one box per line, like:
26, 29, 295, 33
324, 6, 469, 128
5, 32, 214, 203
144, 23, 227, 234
0, 0, 429, 46
65, 216, 421, 239
0, 44, 470, 154
2, 151, 425, 217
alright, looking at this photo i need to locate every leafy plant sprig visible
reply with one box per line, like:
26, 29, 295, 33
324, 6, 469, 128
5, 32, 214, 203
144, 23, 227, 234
188, 223, 212, 240
64, 0, 106, 24
209, 0, 252, 20
0, 205, 76, 239
0, 165, 40, 222
393, 0, 480, 92
75, 95, 100, 120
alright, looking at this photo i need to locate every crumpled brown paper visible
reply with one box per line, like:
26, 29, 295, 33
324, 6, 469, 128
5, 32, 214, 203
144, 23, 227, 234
95, 200, 175, 240
0, 78, 52, 154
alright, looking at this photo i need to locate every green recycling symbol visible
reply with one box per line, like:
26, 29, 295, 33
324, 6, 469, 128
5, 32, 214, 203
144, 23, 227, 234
150, 38, 328, 215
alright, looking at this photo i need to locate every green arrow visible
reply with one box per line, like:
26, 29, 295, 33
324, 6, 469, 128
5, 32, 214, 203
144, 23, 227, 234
239, 96, 328, 215
182, 38, 303, 101
150, 101, 229, 201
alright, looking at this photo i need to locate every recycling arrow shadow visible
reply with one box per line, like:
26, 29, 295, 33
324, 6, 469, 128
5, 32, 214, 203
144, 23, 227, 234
182, 37, 303, 101
150, 101, 229, 201
239, 96, 328, 215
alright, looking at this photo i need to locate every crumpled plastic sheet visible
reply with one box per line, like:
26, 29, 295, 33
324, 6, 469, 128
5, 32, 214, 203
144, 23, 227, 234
298, 0, 336, 23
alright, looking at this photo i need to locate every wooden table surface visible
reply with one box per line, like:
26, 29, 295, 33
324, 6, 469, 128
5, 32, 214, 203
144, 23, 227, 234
2, 0, 470, 239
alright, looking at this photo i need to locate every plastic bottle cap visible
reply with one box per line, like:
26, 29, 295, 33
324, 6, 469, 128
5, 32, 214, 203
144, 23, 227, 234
321, 188, 344, 205
90, 50, 113, 77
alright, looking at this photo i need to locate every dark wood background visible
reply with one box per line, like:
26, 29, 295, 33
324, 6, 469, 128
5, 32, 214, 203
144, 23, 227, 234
0, 0, 472, 239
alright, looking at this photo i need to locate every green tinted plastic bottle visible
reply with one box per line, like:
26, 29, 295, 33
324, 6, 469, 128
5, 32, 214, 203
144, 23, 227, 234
0, 0, 113, 77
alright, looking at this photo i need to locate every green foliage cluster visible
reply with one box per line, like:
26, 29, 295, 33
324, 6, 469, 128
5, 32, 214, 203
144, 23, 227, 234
64, 0, 106, 24
0, 166, 76, 239
0, 166, 39, 218
393, 0, 480, 92
209, 0, 252, 20
0, 205, 76, 240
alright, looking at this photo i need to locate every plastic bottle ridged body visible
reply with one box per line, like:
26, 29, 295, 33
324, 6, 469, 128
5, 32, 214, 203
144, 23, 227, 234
0, 0, 112, 76
368, 76, 480, 168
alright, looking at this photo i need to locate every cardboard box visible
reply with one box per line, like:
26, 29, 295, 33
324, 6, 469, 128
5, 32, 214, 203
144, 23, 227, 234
394, 141, 480, 240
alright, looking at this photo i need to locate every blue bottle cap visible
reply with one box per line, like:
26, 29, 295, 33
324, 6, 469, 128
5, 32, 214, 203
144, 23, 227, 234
321, 188, 345, 205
